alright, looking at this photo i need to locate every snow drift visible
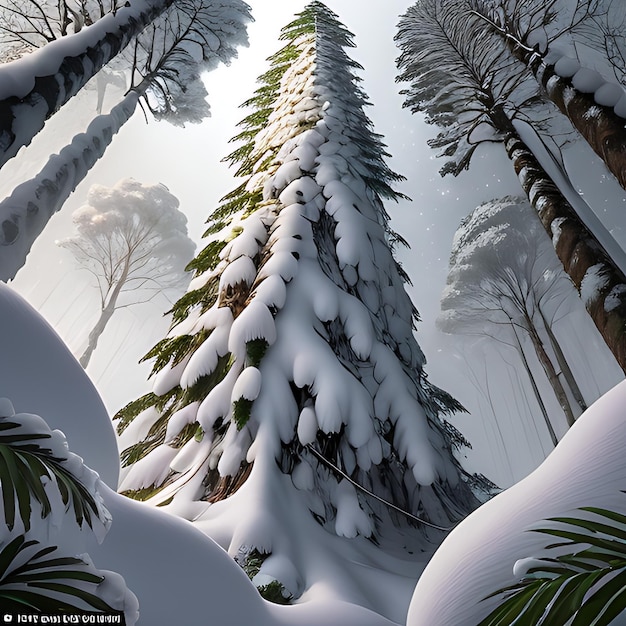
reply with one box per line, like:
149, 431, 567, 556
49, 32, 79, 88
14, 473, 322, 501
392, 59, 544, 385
407, 378, 626, 625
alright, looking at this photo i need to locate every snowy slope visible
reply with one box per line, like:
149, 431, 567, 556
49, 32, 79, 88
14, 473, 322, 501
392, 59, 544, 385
86, 485, 401, 626
407, 378, 626, 625
0, 282, 119, 487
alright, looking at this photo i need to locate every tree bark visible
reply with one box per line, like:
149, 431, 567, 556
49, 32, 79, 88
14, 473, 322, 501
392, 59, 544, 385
533, 60, 626, 191
0, 0, 173, 169
0, 91, 139, 281
79, 299, 117, 368
472, 6, 626, 191
79, 257, 130, 368
504, 130, 626, 373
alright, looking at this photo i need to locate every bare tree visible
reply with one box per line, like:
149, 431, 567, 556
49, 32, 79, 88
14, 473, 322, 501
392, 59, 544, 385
438, 197, 588, 439
58, 178, 195, 368
396, 0, 626, 372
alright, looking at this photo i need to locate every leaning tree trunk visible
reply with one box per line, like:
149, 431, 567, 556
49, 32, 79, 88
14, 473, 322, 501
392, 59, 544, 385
504, 129, 626, 373
472, 6, 626, 190
79, 299, 117, 368
522, 312, 577, 427
0, 91, 140, 281
537, 305, 588, 413
0, 0, 174, 169
532, 60, 626, 191
80, 260, 129, 368
511, 322, 559, 447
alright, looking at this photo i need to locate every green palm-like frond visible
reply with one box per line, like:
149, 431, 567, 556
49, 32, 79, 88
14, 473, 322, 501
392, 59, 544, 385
479, 506, 626, 626
0, 535, 120, 613
0, 419, 101, 532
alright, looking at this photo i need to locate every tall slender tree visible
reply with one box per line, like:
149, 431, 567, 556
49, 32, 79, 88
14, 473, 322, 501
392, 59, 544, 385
116, 2, 482, 614
439, 196, 588, 442
395, 0, 626, 372
0, 0, 251, 281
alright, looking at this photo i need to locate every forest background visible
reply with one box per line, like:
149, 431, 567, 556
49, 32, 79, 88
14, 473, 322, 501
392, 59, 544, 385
5, 0, 625, 491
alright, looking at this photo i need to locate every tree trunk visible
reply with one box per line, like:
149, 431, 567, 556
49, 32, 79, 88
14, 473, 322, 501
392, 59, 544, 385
0, 91, 139, 281
503, 130, 626, 373
0, 0, 173, 169
472, 6, 626, 190
523, 313, 577, 427
79, 299, 117, 368
511, 323, 559, 447
533, 60, 626, 191
79, 258, 130, 368
538, 305, 588, 413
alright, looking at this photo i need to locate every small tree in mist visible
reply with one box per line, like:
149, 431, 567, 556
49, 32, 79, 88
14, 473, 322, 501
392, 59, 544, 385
439, 196, 588, 443
59, 178, 195, 368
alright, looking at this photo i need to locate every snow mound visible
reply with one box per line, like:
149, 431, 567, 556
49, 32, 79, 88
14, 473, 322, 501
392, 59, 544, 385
0, 282, 398, 626
0, 282, 119, 486
407, 380, 626, 625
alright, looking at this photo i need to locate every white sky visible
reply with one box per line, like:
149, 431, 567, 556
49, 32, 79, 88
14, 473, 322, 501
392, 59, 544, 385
6, 0, 625, 487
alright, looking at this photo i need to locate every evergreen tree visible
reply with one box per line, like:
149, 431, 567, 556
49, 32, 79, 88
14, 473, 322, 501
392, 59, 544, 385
116, 1, 481, 613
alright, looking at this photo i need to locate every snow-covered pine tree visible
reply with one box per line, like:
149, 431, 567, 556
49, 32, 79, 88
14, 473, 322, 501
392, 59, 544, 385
116, 2, 481, 613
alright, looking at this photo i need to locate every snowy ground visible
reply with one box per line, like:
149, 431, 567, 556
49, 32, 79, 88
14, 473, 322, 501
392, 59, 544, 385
6, 275, 626, 625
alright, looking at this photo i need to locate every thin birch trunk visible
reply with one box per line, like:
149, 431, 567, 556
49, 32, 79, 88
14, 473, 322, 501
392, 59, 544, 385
511, 323, 559, 447
538, 306, 588, 413
79, 258, 129, 368
523, 314, 577, 427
